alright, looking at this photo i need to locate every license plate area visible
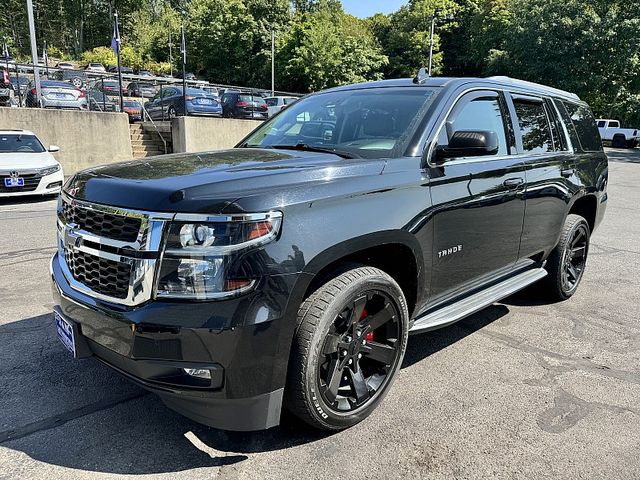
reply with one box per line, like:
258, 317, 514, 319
4, 177, 24, 187
55, 311, 76, 356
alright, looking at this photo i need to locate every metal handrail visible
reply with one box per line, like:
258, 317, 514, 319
139, 101, 168, 155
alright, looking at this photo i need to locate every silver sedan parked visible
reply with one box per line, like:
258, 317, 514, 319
25, 80, 88, 110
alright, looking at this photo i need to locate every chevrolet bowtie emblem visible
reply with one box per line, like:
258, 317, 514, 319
64, 223, 82, 250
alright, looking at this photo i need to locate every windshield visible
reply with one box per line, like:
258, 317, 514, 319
242, 87, 437, 158
0, 134, 46, 153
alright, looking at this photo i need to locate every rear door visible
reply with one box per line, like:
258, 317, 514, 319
505, 93, 574, 259
428, 89, 526, 304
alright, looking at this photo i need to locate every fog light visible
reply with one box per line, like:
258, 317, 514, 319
183, 368, 212, 379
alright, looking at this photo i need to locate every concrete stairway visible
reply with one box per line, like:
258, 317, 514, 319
129, 123, 172, 158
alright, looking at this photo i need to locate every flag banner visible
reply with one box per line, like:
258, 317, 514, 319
1, 37, 9, 60
111, 15, 121, 55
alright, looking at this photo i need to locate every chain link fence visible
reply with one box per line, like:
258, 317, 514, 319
1, 61, 303, 123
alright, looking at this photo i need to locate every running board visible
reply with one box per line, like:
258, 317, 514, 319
409, 268, 547, 335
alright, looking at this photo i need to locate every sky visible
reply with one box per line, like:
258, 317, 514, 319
341, 0, 407, 18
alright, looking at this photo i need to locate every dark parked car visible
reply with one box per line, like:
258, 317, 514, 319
9, 76, 29, 99
126, 81, 156, 98
145, 86, 222, 119
96, 79, 127, 96
107, 65, 134, 75
122, 100, 142, 122
52, 75, 607, 432
87, 90, 119, 112
221, 92, 268, 119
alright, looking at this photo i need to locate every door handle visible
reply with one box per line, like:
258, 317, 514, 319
561, 168, 575, 178
503, 177, 524, 188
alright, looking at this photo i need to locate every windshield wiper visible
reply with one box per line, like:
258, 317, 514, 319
270, 143, 359, 159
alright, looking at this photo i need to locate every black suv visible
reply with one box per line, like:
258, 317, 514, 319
51, 75, 608, 432
221, 91, 268, 119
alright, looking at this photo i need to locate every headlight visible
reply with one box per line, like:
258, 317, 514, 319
40, 164, 61, 176
156, 211, 282, 300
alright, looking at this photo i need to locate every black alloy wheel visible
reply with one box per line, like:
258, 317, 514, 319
560, 222, 589, 294
286, 266, 409, 431
544, 213, 591, 300
317, 291, 401, 413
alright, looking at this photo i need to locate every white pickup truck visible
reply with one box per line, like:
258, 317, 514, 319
597, 119, 639, 148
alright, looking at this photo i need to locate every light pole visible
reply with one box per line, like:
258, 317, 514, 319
114, 11, 124, 113
271, 29, 275, 96
427, 12, 454, 77
427, 15, 436, 77
180, 16, 187, 117
168, 30, 172, 77
26, 0, 41, 106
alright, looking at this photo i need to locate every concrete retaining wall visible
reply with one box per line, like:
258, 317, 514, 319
171, 116, 263, 153
0, 107, 133, 174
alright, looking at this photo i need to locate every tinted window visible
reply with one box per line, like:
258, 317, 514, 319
562, 102, 602, 152
244, 87, 438, 159
266, 98, 278, 107
546, 100, 568, 151
597, 120, 606, 128
447, 97, 508, 156
609, 120, 619, 128
513, 100, 553, 153
240, 95, 256, 102
0, 134, 45, 153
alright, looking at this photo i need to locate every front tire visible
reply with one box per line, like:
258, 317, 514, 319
544, 214, 590, 301
285, 266, 409, 431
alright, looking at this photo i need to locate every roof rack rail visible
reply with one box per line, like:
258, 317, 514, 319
487, 76, 580, 100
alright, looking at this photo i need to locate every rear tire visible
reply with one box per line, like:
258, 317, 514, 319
544, 214, 590, 301
285, 266, 409, 431
611, 134, 626, 149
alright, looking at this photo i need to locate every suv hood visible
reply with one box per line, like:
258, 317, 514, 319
65, 148, 386, 213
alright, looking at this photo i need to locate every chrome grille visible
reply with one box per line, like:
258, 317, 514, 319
62, 200, 141, 242
65, 249, 131, 299
57, 193, 173, 306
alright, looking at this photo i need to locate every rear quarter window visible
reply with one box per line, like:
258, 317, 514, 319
560, 101, 603, 152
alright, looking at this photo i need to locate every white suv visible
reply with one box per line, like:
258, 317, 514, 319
0, 130, 64, 197
265, 96, 298, 117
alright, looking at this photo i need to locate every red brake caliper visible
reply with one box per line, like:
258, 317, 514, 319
359, 308, 374, 342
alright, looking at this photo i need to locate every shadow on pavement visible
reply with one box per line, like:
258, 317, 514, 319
0, 195, 58, 206
0, 301, 512, 473
605, 148, 640, 164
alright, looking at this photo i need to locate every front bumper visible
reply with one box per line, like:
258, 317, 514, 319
50, 252, 295, 430
0, 170, 64, 197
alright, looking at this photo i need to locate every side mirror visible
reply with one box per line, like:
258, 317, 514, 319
48, 145, 60, 152
434, 130, 499, 162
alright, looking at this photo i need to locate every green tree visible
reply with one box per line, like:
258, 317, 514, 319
372, 0, 460, 79
500, 0, 640, 125
278, 6, 387, 92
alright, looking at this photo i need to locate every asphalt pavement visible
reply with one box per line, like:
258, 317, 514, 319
0, 148, 639, 479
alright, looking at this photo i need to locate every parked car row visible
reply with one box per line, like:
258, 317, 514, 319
3, 64, 300, 120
